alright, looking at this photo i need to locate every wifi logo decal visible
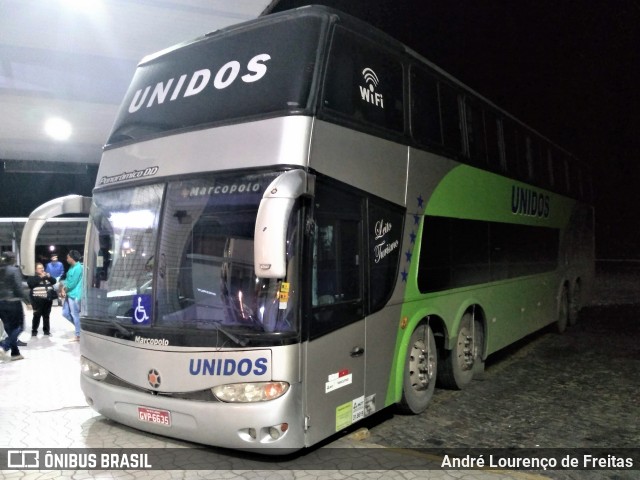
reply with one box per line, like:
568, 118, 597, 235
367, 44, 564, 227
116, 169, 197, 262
360, 67, 384, 108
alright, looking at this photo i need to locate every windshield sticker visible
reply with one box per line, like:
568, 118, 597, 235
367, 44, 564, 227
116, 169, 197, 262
132, 295, 152, 325
325, 369, 352, 393
279, 282, 290, 310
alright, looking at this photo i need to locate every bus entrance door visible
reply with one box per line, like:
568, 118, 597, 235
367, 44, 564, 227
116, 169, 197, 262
304, 320, 365, 446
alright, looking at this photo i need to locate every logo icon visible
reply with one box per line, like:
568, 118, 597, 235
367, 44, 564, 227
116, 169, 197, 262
359, 67, 384, 108
7, 450, 39, 468
148, 369, 161, 388
362, 67, 379, 87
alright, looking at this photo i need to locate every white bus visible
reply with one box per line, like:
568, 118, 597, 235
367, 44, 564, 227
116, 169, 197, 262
80, 6, 594, 452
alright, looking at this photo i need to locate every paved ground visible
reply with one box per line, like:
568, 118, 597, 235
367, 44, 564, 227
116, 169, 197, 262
1, 262, 638, 479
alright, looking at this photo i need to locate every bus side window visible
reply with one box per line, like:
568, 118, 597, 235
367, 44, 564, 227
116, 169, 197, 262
576, 166, 585, 200
502, 120, 517, 176
322, 26, 404, 134
552, 152, 569, 195
464, 99, 487, 166
310, 179, 364, 338
410, 67, 442, 146
526, 136, 539, 183
546, 147, 555, 189
367, 198, 404, 313
439, 83, 462, 155
515, 131, 530, 181
564, 160, 573, 195
485, 112, 503, 172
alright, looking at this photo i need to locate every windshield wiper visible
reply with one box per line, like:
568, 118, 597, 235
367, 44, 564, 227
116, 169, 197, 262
211, 321, 248, 347
110, 319, 135, 339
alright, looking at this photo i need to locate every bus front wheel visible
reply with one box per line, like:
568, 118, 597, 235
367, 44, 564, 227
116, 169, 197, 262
437, 312, 484, 390
398, 323, 437, 414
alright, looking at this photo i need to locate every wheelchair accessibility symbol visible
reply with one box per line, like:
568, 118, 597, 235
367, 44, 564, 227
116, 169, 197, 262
133, 295, 152, 324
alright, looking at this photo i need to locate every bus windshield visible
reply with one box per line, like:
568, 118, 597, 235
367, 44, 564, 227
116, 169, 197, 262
83, 171, 301, 346
106, 12, 324, 147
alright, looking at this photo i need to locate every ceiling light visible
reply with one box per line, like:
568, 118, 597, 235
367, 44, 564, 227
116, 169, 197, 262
44, 117, 72, 141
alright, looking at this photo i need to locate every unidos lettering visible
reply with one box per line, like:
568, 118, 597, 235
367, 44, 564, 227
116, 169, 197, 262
511, 185, 550, 218
127, 53, 271, 114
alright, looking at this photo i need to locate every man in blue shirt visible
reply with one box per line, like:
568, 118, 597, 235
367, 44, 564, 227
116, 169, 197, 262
62, 250, 83, 342
45, 254, 65, 305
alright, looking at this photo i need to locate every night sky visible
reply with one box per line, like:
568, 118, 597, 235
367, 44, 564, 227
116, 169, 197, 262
268, 0, 640, 258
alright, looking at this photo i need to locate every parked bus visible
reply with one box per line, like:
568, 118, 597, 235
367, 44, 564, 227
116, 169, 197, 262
80, 6, 594, 452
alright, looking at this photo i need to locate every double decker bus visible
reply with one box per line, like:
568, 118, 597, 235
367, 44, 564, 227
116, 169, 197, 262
80, 6, 594, 452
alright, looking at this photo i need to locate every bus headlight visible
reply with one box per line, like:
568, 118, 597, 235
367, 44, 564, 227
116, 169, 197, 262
212, 381, 289, 403
81, 356, 108, 381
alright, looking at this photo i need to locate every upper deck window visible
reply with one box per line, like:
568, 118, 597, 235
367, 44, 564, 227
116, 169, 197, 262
410, 68, 442, 146
321, 26, 404, 134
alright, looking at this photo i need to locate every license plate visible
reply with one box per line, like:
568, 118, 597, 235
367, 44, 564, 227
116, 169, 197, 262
138, 406, 171, 427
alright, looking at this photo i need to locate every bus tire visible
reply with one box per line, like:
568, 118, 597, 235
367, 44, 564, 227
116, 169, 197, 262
398, 323, 437, 414
437, 312, 483, 390
555, 286, 569, 333
569, 281, 581, 326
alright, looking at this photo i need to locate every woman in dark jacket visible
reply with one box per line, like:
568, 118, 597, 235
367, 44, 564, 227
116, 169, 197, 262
27, 262, 56, 337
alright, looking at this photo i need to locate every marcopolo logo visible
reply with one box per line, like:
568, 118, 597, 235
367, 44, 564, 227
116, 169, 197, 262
359, 67, 384, 108
134, 336, 169, 346
183, 181, 263, 198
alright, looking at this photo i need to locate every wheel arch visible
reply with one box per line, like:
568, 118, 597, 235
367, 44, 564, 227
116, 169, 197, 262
568, 276, 583, 324
570, 276, 582, 302
554, 279, 571, 333
444, 301, 487, 359
556, 279, 571, 310
386, 310, 446, 407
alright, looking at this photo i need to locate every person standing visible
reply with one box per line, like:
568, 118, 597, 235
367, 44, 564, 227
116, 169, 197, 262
45, 254, 65, 305
27, 262, 56, 337
0, 251, 29, 360
62, 250, 83, 341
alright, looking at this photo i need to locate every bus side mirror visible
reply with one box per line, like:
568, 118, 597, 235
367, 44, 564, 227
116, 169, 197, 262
254, 170, 311, 278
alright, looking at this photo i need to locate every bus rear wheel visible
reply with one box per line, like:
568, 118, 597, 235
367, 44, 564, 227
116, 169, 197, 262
398, 323, 437, 414
569, 281, 581, 326
437, 312, 483, 390
555, 286, 569, 333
